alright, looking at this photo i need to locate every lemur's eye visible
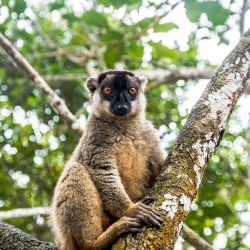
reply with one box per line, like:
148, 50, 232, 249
128, 87, 138, 96
102, 87, 113, 95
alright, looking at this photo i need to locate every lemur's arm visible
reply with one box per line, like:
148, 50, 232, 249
89, 163, 132, 218
89, 163, 162, 228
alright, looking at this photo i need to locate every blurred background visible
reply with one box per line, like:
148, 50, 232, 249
0, 0, 250, 249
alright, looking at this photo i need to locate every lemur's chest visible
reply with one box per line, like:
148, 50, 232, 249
114, 135, 150, 202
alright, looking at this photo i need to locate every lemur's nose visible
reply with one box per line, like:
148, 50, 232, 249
116, 104, 129, 115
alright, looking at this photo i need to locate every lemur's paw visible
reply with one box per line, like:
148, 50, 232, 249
127, 202, 163, 229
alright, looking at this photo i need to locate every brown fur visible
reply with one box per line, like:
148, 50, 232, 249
51, 72, 166, 250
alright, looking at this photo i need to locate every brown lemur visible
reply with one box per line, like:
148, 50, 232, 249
51, 71, 166, 250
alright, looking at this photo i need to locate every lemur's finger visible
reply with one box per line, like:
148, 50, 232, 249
139, 196, 155, 205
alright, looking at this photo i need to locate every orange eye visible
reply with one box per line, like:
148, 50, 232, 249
102, 87, 113, 95
128, 87, 137, 96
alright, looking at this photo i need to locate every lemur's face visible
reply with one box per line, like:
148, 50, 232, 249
86, 71, 147, 118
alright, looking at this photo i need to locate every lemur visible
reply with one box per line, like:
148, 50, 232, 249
51, 71, 166, 250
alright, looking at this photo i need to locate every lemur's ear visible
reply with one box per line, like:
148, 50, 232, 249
137, 75, 148, 91
86, 75, 98, 93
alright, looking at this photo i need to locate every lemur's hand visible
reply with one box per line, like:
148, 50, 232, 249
139, 196, 155, 205
126, 197, 163, 228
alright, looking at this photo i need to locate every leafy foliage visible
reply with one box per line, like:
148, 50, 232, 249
0, 0, 249, 249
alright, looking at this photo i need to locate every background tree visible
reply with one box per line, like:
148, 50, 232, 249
0, 0, 249, 249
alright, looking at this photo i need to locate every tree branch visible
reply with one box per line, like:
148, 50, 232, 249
137, 67, 217, 87
0, 207, 51, 220
112, 28, 250, 249
0, 32, 83, 136
43, 68, 250, 94
0, 207, 212, 250
182, 224, 212, 250
0, 222, 56, 250
43, 67, 216, 84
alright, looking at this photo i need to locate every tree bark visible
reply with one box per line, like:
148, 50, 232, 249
0, 222, 56, 250
112, 29, 250, 249
0, 29, 249, 250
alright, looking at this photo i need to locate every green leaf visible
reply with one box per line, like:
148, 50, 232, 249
185, 0, 230, 25
136, 17, 155, 29
154, 23, 178, 33
127, 42, 144, 58
82, 10, 108, 28
184, 0, 202, 23
109, 0, 142, 8
104, 45, 124, 68
50, 0, 65, 11
12, 0, 26, 14
98, 0, 110, 7
148, 42, 178, 60
101, 31, 123, 42
202, 2, 230, 25
2, 0, 9, 6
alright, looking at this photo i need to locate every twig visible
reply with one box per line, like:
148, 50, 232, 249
0, 32, 83, 136
103, 0, 183, 46
135, 67, 217, 87
0, 207, 51, 220
31, 20, 57, 50
240, 0, 249, 36
181, 224, 213, 250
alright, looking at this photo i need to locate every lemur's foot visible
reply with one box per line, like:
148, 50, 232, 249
114, 216, 143, 235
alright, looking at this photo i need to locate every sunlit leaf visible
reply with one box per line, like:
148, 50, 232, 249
104, 45, 124, 68
127, 42, 144, 58
82, 10, 109, 28
12, 0, 26, 14
202, 1, 230, 25
148, 42, 178, 60
185, 0, 202, 23
101, 31, 124, 42
154, 22, 178, 33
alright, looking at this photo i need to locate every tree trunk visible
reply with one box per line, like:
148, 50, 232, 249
0, 29, 249, 250
112, 28, 250, 249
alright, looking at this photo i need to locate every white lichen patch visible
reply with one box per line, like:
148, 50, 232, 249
178, 222, 184, 235
205, 132, 213, 140
192, 140, 216, 167
160, 194, 192, 219
193, 164, 201, 188
205, 66, 249, 130
246, 51, 250, 61
160, 194, 178, 219
235, 57, 241, 64
179, 194, 191, 212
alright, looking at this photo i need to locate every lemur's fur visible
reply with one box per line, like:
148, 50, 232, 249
51, 71, 166, 250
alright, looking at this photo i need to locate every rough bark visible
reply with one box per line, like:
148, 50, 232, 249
112, 29, 250, 249
0, 33, 83, 136
0, 222, 56, 250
